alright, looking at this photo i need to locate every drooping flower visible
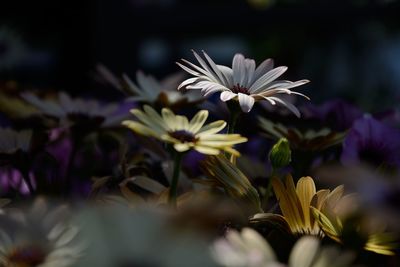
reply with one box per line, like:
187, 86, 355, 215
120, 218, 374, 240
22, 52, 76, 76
0, 198, 85, 267
212, 227, 355, 267
202, 155, 262, 214
341, 115, 400, 170
251, 175, 347, 237
122, 105, 247, 156
177, 50, 309, 114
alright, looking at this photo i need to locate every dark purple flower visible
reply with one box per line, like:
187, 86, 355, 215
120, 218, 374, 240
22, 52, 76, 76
374, 109, 400, 129
304, 99, 363, 131
341, 115, 400, 170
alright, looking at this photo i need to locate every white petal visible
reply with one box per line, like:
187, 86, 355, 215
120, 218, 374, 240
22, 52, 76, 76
178, 77, 199, 90
249, 66, 288, 93
217, 65, 234, 88
253, 58, 274, 82
192, 50, 221, 83
232, 54, 245, 86
220, 91, 237, 102
268, 97, 301, 117
176, 62, 201, 76
202, 50, 229, 86
238, 93, 255, 113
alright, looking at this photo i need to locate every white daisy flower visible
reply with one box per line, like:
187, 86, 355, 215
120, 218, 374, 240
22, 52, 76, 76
0, 198, 85, 267
177, 50, 310, 116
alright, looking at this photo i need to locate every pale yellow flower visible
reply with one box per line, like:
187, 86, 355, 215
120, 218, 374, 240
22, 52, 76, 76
122, 105, 247, 156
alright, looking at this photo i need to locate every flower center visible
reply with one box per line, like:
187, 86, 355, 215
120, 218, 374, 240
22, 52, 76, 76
231, 84, 250, 95
7, 244, 47, 266
169, 130, 197, 143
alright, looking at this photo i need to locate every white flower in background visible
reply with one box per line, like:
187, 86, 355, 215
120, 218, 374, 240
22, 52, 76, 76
96, 64, 203, 108
122, 71, 203, 106
21, 92, 128, 128
177, 50, 309, 115
212, 228, 354, 267
0, 198, 85, 267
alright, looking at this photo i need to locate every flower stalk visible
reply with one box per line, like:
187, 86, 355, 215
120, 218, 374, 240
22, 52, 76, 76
169, 151, 183, 207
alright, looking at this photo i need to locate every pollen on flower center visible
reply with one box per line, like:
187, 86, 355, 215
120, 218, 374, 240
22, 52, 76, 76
169, 130, 198, 143
231, 84, 250, 95
7, 244, 47, 266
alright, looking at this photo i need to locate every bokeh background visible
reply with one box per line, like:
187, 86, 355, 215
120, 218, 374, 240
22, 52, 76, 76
1, 0, 400, 110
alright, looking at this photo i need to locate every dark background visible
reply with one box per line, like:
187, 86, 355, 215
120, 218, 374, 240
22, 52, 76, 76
1, 0, 400, 110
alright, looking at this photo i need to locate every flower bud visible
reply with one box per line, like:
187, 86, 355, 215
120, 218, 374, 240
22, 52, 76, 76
269, 138, 291, 169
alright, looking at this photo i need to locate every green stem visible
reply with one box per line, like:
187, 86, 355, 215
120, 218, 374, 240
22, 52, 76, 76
168, 152, 183, 207
226, 100, 242, 134
265, 168, 277, 201
227, 111, 240, 134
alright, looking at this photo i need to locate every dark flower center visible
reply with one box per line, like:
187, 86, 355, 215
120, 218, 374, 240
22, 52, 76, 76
169, 130, 197, 143
8, 244, 47, 266
231, 83, 250, 95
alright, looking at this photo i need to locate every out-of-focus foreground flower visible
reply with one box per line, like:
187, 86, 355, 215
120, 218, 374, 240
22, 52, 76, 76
212, 227, 355, 267
0, 198, 84, 267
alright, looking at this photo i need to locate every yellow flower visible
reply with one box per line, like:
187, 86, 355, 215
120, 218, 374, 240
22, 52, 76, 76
123, 105, 247, 156
251, 175, 346, 237
311, 200, 397, 256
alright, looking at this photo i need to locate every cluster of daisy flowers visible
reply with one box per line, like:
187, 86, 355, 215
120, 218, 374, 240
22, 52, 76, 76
0, 50, 398, 267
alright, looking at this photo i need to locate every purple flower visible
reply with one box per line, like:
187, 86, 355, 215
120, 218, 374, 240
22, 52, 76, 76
304, 99, 363, 131
341, 115, 400, 169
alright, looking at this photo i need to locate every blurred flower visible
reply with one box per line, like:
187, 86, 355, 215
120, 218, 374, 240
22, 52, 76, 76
122, 70, 203, 108
177, 50, 309, 114
74, 206, 218, 267
303, 99, 363, 132
251, 176, 347, 237
21, 92, 130, 131
212, 228, 355, 267
311, 196, 397, 256
0, 198, 84, 266
202, 155, 262, 214
212, 228, 278, 267
123, 105, 247, 156
0, 91, 39, 120
341, 115, 400, 170
0, 128, 36, 194
259, 117, 345, 151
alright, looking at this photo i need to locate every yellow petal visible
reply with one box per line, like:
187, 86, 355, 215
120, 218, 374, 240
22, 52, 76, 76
197, 120, 226, 136
296, 176, 316, 230
173, 143, 191, 152
188, 110, 209, 133
122, 121, 158, 137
